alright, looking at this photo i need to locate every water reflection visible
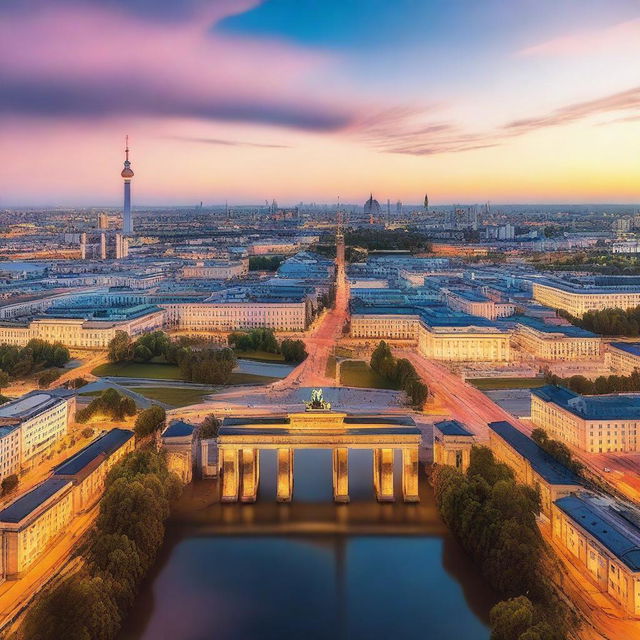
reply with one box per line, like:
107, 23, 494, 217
119, 450, 497, 640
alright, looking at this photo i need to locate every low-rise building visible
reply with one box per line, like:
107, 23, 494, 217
442, 288, 498, 320
488, 420, 582, 517
0, 477, 73, 579
533, 279, 640, 317
161, 421, 195, 483
0, 390, 75, 469
433, 420, 474, 472
531, 385, 640, 453
52, 428, 135, 513
182, 260, 248, 280
552, 491, 640, 616
607, 342, 640, 376
511, 317, 601, 361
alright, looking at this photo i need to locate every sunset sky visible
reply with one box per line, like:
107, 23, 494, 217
1, 0, 639, 206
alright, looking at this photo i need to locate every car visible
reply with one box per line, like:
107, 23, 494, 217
603, 467, 611, 473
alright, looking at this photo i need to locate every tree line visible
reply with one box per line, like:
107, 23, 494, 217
20, 449, 182, 640
432, 447, 574, 640
108, 330, 238, 385
370, 341, 429, 407
228, 328, 308, 363
544, 369, 640, 396
531, 428, 584, 475
0, 339, 70, 382
344, 229, 432, 253
76, 388, 137, 424
560, 306, 640, 336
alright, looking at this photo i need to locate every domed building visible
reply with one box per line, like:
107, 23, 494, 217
363, 194, 382, 222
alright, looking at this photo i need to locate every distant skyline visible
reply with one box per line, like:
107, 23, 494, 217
1, 0, 639, 206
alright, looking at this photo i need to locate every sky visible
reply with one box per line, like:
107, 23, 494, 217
0, 0, 639, 207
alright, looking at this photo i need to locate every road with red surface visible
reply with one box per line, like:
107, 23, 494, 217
273, 250, 349, 389
400, 349, 640, 503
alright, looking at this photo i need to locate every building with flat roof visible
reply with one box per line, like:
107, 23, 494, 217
488, 420, 582, 517
531, 385, 640, 453
552, 491, 640, 615
0, 390, 75, 470
532, 278, 640, 317
162, 421, 195, 483
53, 428, 134, 513
510, 316, 601, 361
0, 477, 73, 579
433, 420, 474, 472
607, 342, 640, 376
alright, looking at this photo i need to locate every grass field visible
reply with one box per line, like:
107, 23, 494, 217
234, 350, 285, 363
338, 360, 397, 390
92, 362, 184, 380
325, 356, 337, 380
228, 372, 279, 385
469, 377, 545, 390
93, 361, 278, 386
129, 386, 214, 407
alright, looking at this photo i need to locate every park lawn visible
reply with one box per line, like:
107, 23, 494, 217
130, 386, 214, 407
469, 377, 546, 390
339, 360, 398, 390
92, 361, 184, 380
325, 356, 337, 380
234, 350, 285, 363
228, 372, 279, 385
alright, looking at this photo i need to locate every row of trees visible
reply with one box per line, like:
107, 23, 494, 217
21, 450, 182, 640
76, 388, 137, 423
0, 339, 70, 383
228, 328, 279, 354
370, 341, 429, 407
544, 369, 640, 396
229, 328, 308, 363
178, 347, 236, 385
560, 306, 640, 336
531, 428, 583, 475
432, 447, 573, 640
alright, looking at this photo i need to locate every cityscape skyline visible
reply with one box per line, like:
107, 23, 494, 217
1, 0, 640, 206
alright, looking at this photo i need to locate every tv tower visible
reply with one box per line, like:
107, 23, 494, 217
121, 136, 134, 234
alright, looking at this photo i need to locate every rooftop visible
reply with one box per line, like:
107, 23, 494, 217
0, 477, 71, 524
163, 420, 195, 438
434, 419, 474, 437
609, 342, 640, 357
0, 391, 67, 422
555, 493, 640, 571
53, 428, 133, 477
489, 421, 582, 486
532, 385, 640, 420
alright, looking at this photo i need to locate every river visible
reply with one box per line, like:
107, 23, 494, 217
119, 450, 496, 640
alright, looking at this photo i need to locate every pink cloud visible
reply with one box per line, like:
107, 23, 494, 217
517, 18, 640, 57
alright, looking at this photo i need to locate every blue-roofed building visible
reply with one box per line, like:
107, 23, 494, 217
607, 342, 640, 376
433, 420, 474, 472
0, 477, 73, 579
53, 428, 135, 513
531, 385, 640, 453
488, 420, 582, 517
162, 421, 195, 483
552, 491, 640, 615
509, 315, 601, 361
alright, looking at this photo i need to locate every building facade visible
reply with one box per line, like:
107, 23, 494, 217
432, 420, 474, 472
531, 385, 640, 453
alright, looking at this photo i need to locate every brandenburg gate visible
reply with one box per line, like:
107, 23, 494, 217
216, 390, 422, 504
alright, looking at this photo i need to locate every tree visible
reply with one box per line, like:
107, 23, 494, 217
0, 369, 9, 390
200, 415, 220, 439
133, 344, 152, 363
280, 339, 307, 363
134, 405, 166, 438
1, 474, 18, 495
38, 369, 62, 389
21, 574, 120, 640
489, 596, 535, 640
108, 331, 131, 363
